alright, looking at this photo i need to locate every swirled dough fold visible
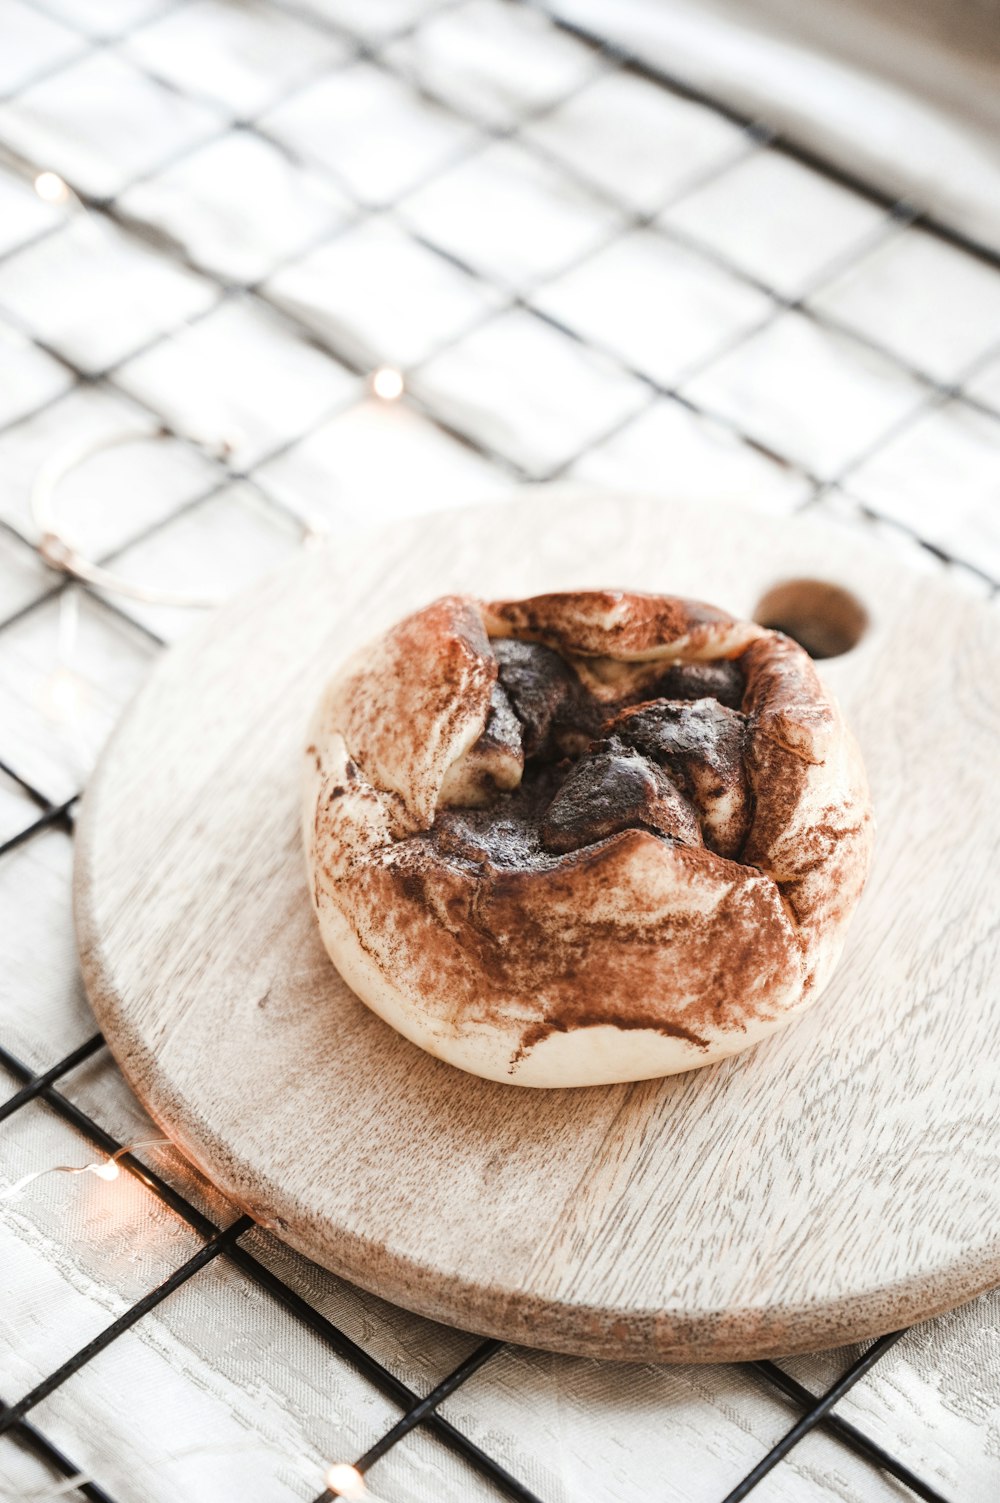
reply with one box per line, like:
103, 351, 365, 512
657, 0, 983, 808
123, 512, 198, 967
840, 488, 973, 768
304, 591, 873, 1086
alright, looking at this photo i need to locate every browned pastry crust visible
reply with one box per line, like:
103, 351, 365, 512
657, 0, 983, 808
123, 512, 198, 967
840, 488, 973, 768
303, 591, 873, 1086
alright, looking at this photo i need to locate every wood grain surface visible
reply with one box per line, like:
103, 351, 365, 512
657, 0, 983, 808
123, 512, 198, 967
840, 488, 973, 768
73, 489, 1000, 1363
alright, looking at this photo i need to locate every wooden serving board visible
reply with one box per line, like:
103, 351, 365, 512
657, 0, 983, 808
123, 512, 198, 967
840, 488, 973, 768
74, 489, 1000, 1363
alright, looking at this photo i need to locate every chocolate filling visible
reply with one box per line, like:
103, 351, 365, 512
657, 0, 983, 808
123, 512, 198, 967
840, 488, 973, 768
429, 641, 751, 872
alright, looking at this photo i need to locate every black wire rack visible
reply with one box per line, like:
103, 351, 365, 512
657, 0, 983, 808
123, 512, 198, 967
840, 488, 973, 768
1, 0, 998, 1499
0, 1013, 962, 1503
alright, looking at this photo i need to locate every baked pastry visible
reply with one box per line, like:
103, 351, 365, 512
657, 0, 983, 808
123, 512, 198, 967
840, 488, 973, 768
303, 591, 873, 1087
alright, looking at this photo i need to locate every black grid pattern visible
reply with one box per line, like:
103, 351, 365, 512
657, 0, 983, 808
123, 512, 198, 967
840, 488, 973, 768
0, 1022, 957, 1503
1, 0, 998, 1499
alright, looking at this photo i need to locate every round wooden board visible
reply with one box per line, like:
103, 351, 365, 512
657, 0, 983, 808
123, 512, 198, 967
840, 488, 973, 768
75, 489, 1000, 1363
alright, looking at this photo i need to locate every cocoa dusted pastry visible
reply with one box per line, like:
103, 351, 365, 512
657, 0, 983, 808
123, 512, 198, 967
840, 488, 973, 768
303, 591, 873, 1087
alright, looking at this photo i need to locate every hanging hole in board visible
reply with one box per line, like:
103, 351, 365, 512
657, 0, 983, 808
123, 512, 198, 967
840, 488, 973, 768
752, 579, 868, 660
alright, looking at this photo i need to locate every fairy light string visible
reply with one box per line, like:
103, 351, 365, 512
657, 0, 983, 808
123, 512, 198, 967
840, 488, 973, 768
12, 161, 423, 1503
17, 162, 338, 610
0, 1139, 172, 1201
0, 1123, 390, 1499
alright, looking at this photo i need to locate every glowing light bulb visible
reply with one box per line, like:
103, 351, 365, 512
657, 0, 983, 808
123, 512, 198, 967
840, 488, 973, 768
371, 366, 404, 401
40, 666, 89, 723
34, 171, 69, 203
324, 1463, 365, 1499
0, 1138, 168, 1201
